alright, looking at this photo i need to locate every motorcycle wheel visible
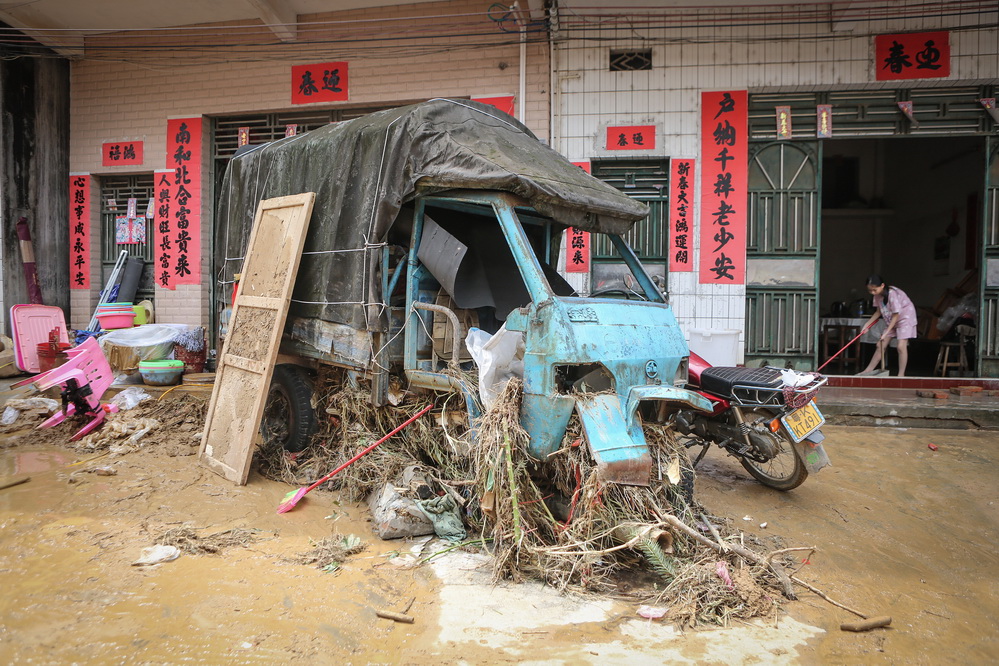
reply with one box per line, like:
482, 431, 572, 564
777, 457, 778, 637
738, 409, 808, 491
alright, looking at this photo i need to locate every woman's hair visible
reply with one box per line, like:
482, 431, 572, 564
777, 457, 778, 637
865, 274, 886, 287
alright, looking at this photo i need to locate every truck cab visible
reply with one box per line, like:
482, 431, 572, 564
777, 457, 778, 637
398, 190, 711, 485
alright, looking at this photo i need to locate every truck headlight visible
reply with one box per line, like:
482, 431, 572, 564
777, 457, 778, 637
673, 357, 689, 387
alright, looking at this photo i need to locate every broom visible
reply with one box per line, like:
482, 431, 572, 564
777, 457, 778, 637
818, 320, 876, 373
277, 403, 433, 514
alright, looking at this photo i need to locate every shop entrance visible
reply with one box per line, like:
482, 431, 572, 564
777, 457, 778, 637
819, 136, 984, 377
746, 86, 997, 376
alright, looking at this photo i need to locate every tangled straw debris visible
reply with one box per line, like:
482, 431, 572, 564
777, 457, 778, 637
253, 369, 806, 627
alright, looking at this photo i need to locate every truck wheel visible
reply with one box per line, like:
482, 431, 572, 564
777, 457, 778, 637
261, 365, 317, 452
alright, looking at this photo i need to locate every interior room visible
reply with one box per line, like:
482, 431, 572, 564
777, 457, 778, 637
819, 136, 984, 376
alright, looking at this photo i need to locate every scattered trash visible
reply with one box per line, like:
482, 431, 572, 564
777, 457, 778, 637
928, 443, 939, 451
464, 326, 525, 410
742, 515, 753, 521
715, 561, 735, 590
92, 466, 117, 476
382, 537, 433, 569
666, 457, 682, 485
0, 397, 60, 426
368, 482, 435, 540
132, 544, 181, 566
637, 605, 668, 620
109, 386, 152, 410
415, 493, 466, 542
759, 522, 768, 529
0, 407, 18, 426
79, 417, 160, 453
780, 368, 814, 387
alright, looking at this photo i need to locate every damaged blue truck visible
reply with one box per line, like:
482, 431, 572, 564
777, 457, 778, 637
216, 98, 718, 487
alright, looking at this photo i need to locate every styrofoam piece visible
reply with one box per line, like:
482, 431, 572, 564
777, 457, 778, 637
10, 304, 69, 373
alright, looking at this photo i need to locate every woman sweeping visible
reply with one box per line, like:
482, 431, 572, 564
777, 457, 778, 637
857, 274, 918, 377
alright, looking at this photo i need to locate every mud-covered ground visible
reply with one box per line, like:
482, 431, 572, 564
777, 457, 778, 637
0, 400, 996, 664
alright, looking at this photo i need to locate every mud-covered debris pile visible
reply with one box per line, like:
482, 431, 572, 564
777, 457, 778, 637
253, 368, 795, 627
76, 393, 207, 456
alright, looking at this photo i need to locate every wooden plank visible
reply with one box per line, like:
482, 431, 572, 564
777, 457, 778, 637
236, 294, 284, 310
222, 354, 267, 375
199, 193, 316, 484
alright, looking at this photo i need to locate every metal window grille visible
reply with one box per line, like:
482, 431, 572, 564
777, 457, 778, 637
99, 174, 156, 302
590, 159, 668, 261
610, 50, 652, 72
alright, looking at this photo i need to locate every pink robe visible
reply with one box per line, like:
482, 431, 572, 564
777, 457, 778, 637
878, 287, 918, 340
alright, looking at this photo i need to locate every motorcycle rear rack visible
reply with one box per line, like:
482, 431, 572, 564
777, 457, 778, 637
728, 375, 827, 408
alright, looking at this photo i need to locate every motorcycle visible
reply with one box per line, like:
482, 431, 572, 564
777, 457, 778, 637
673, 352, 830, 491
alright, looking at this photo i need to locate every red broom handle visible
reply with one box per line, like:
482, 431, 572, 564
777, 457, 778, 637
817, 320, 876, 372
302, 403, 433, 494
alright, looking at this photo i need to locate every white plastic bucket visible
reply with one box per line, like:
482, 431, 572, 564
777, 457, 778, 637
688, 328, 741, 367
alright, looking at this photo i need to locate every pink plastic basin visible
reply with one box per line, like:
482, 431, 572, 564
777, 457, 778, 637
96, 311, 136, 330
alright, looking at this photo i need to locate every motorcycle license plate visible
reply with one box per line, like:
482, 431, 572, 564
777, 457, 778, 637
781, 402, 825, 443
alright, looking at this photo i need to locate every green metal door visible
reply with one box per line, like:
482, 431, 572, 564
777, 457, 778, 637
745, 141, 821, 369
982, 137, 999, 376
590, 159, 668, 290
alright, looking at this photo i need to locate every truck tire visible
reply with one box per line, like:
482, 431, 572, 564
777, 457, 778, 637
261, 364, 317, 452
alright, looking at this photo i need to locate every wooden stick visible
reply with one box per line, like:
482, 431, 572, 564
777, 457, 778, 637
790, 575, 869, 619
764, 546, 816, 566
376, 610, 414, 624
700, 513, 730, 553
841, 616, 892, 632
0, 476, 30, 491
542, 523, 667, 557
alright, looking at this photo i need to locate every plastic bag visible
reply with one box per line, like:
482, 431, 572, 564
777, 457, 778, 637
109, 386, 152, 410
780, 368, 813, 387
99, 324, 201, 371
937, 293, 979, 333
1, 406, 19, 425
464, 325, 525, 410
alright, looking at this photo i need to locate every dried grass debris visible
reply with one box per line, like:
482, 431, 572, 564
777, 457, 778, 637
156, 526, 261, 555
296, 531, 367, 572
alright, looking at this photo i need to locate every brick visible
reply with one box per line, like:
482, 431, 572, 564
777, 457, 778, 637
952, 385, 983, 393
917, 390, 949, 400
949, 388, 977, 397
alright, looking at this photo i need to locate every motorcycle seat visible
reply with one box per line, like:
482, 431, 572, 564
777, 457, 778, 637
699, 365, 783, 399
